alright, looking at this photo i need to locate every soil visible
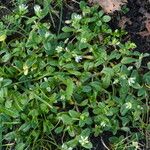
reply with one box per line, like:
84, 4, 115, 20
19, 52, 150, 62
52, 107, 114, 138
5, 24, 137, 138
0, 0, 13, 17
126, 0, 150, 65
110, 0, 150, 67
126, 0, 150, 54
91, 132, 113, 150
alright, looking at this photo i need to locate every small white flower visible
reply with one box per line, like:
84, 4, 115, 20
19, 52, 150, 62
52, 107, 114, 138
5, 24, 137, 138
62, 144, 73, 150
13, 85, 17, 90
137, 105, 140, 109
73, 14, 82, 20
65, 20, 71, 24
139, 54, 143, 60
112, 38, 120, 45
34, 5, 42, 14
128, 77, 136, 86
65, 47, 69, 51
46, 87, 51, 92
113, 79, 119, 84
56, 46, 63, 53
137, 105, 143, 110
125, 102, 132, 109
45, 32, 50, 38
23, 64, 29, 75
60, 95, 65, 100
121, 74, 127, 79
127, 66, 133, 71
100, 121, 106, 127
0, 77, 3, 82
132, 141, 139, 149
75, 56, 82, 63
79, 136, 89, 146
62, 144, 67, 149
44, 77, 48, 81
19, 4, 28, 12
64, 38, 69, 44
81, 38, 87, 43
89, 47, 93, 52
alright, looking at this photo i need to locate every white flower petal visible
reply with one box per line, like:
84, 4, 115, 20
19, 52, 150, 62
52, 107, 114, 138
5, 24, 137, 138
19, 4, 28, 12
125, 102, 132, 109
128, 77, 136, 86
75, 56, 82, 63
34, 5, 42, 13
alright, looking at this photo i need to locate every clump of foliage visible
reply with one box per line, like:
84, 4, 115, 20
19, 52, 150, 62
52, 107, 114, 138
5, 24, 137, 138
0, 0, 150, 149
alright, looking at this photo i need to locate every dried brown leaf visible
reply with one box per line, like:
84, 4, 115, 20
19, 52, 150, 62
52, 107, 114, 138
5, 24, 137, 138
138, 19, 150, 37
89, 0, 127, 13
145, 19, 150, 32
118, 16, 132, 29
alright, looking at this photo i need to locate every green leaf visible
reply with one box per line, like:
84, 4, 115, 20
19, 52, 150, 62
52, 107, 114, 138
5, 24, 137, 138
121, 117, 130, 126
0, 107, 19, 118
0, 87, 7, 99
67, 126, 76, 137
102, 67, 114, 77
4, 131, 16, 141
19, 123, 31, 132
65, 79, 74, 100
42, 0, 50, 18
121, 57, 137, 64
138, 88, 147, 97
81, 128, 91, 137
16, 143, 25, 150
43, 120, 54, 133
82, 86, 92, 93
84, 62, 94, 71
0, 34, 6, 42
79, 100, 88, 106
82, 142, 93, 149
2, 79, 12, 87
102, 75, 111, 88
121, 127, 130, 132
143, 72, 150, 85
1, 53, 11, 62
28, 109, 39, 117
147, 62, 150, 70
90, 81, 102, 91
44, 42, 52, 51
5, 100, 12, 108
55, 126, 64, 134
34, 93, 53, 108
102, 15, 111, 22
69, 110, 80, 118
62, 26, 74, 32
98, 10, 104, 17
79, 42, 89, 50
67, 138, 78, 148
59, 114, 73, 125
0, 115, 2, 148
120, 104, 130, 116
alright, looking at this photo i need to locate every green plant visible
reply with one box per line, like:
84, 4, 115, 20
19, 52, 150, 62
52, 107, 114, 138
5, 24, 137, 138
109, 135, 142, 150
0, 1, 149, 149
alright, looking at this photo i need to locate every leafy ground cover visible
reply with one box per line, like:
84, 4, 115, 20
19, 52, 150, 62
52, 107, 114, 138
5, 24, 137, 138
0, 0, 150, 149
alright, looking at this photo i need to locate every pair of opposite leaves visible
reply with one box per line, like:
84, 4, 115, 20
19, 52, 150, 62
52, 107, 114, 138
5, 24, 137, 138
89, 0, 127, 13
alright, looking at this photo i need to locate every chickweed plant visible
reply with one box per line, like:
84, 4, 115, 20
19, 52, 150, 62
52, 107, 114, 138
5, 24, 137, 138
0, 0, 149, 149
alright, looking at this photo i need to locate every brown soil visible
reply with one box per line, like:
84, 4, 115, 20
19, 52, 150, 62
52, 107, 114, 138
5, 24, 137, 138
110, 0, 150, 67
